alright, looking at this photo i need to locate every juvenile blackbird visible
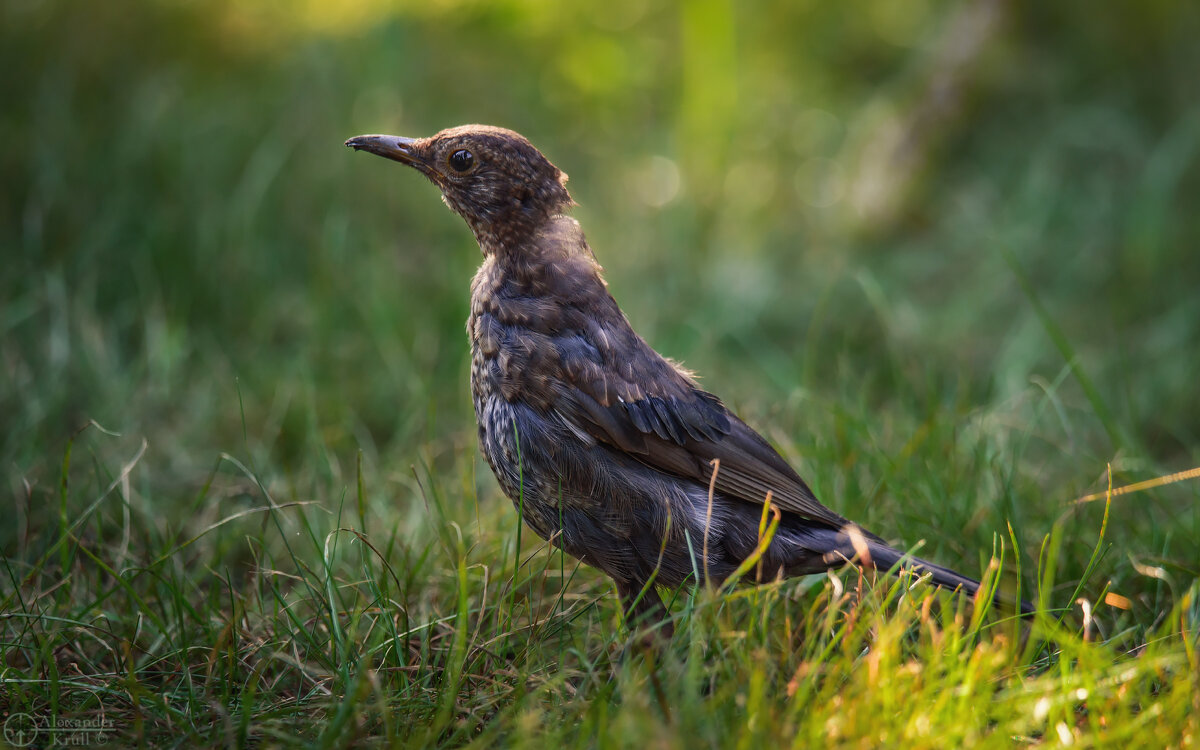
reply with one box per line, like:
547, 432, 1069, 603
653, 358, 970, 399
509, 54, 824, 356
346, 125, 1028, 633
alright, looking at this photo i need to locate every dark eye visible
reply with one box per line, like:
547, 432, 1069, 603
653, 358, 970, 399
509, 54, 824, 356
448, 149, 474, 172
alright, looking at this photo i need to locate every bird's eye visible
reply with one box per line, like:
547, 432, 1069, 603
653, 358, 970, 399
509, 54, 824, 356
448, 149, 474, 173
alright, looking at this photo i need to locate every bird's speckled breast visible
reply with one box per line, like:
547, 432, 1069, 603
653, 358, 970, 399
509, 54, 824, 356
468, 263, 516, 491
466, 255, 561, 540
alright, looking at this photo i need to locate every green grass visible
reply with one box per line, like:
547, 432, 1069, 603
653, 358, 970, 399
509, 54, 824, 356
3, 429, 1197, 747
3, 1, 1199, 747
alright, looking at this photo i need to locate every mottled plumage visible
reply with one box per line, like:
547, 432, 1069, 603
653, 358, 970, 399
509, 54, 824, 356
346, 125, 1029, 634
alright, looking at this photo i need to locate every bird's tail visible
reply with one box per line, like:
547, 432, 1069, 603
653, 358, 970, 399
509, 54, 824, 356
826, 528, 1034, 616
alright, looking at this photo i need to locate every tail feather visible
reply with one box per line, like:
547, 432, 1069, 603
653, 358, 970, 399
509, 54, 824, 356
774, 522, 1035, 616
852, 536, 1034, 617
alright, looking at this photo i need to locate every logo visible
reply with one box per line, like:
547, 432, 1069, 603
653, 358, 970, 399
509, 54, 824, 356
3, 711, 116, 746
3, 712, 37, 747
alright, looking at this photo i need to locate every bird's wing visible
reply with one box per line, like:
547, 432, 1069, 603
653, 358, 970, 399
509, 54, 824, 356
550, 313, 854, 531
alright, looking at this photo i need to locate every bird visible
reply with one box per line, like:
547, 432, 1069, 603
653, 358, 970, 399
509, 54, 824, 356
346, 124, 1030, 636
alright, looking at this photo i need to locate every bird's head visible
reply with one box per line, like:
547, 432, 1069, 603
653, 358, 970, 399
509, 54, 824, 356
346, 125, 573, 251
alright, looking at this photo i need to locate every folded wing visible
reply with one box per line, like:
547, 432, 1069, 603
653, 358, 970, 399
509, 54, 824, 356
549, 317, 862, 534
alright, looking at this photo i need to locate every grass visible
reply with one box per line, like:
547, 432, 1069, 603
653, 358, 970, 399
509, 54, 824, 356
3, 427, 1197, 747
3, 1, 1200, 747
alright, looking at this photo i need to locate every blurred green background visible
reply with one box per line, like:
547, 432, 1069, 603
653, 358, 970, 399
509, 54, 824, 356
4, 0, 1199, 605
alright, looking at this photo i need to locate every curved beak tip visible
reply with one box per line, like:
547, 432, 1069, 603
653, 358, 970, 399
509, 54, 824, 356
344, 134, 418, 159
345, 134, 388, 150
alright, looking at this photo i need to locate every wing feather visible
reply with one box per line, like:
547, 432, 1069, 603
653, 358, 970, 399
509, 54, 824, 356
550, 340, 858, 531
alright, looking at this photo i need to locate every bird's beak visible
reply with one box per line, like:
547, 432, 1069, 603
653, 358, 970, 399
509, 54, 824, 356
344, 134, 422, 166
